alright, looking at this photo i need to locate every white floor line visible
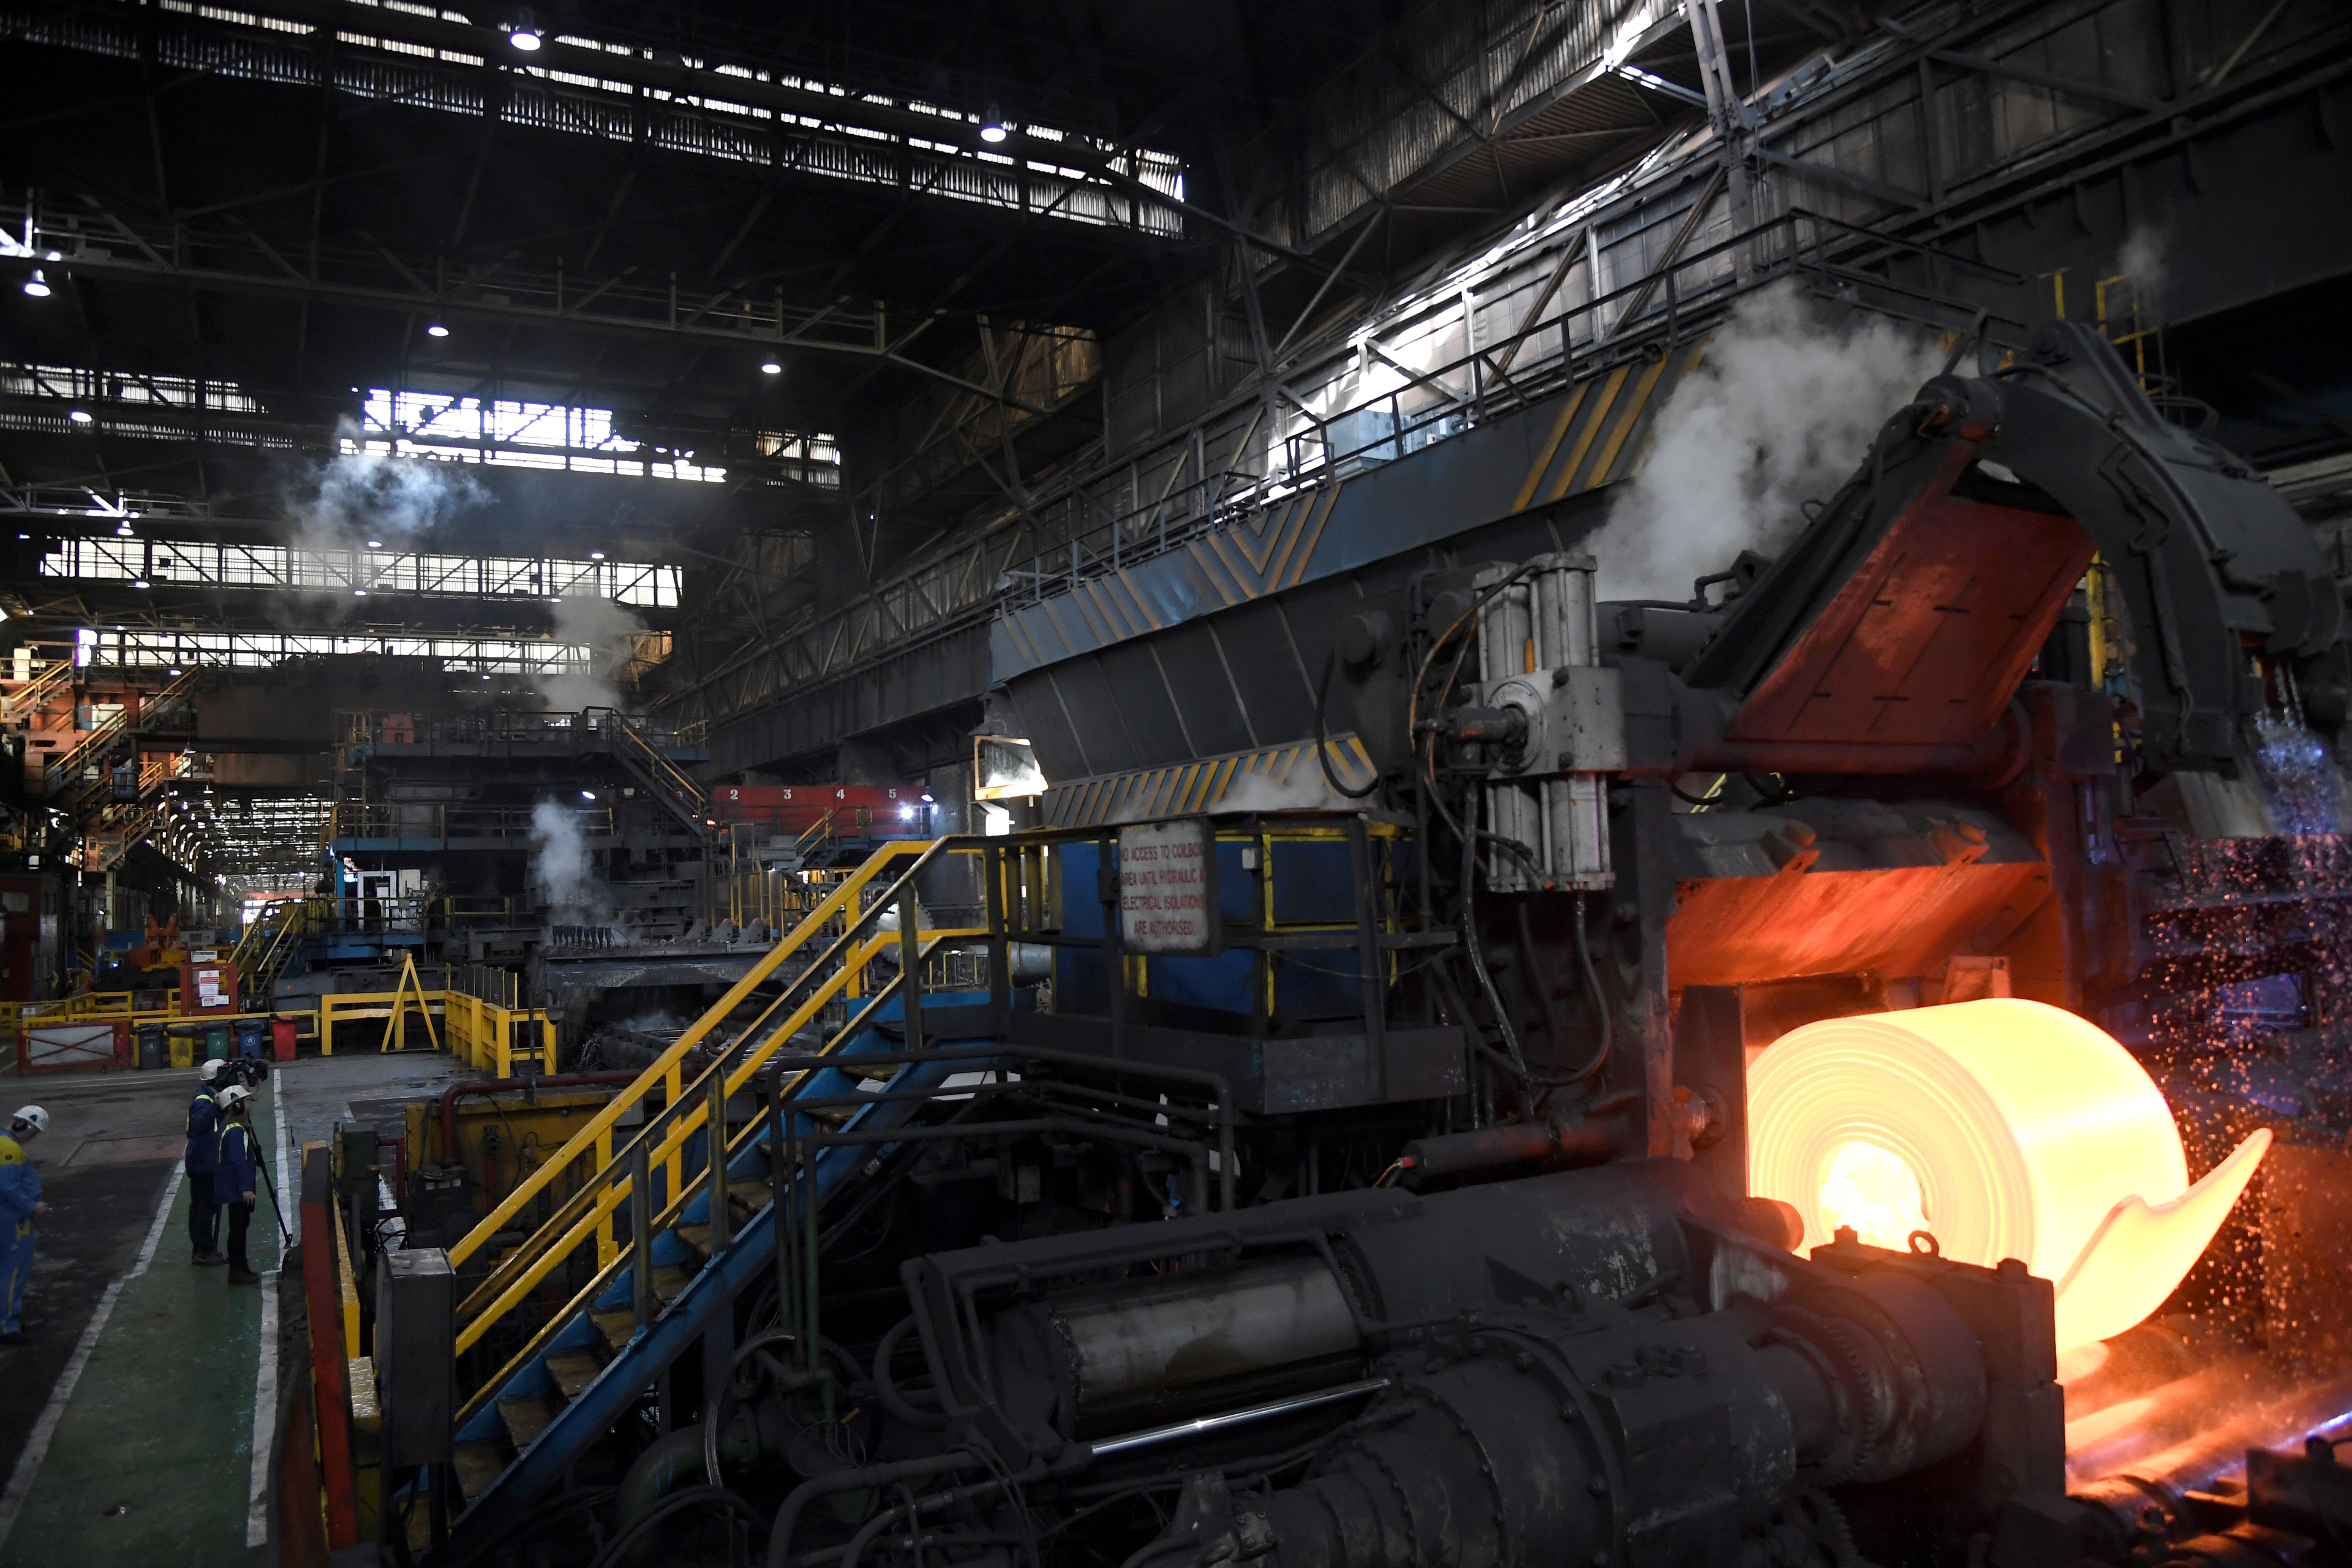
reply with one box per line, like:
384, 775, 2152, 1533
0, 1162, 184, 1555
242, 1265, 280, 1547
245, 1069, 295, 1548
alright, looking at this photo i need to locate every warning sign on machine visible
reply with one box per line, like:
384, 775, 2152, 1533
1117, 817, 1220, 956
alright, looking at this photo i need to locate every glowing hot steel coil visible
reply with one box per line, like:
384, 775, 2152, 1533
1748, 999, 2270, 1352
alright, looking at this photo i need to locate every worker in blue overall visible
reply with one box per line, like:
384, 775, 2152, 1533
187, 1059, 228, 1265
213, 1085, 262, 1285
0, 1105, 52, 1343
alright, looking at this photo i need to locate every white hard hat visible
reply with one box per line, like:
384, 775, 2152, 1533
9, 1105, 47, 1137
200, 1059, 228, 1081
216, 1084, 252, 1111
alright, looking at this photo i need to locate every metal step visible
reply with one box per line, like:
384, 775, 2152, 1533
544, 1350, 602, 1401
591, 1308, 639, 1349
454, 1441, 504, 1503
498, 1395, 554, 1451
651, 1264, 694, 1304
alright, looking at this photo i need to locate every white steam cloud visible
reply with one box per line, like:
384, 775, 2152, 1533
283, 435, 491, 620
533, 595, 645, 713
292, 430, 489, 554
2115, 225, 2169, 322
529, 797, 610, 926
1583, 286, 1947, 602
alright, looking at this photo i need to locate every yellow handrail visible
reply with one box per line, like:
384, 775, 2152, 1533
4, 655, 74, 721
47, 667, 203, 792
231, 898, 320, 994
453, 945, 958, 1417
453, 927, 921, 1354
602, 708, 707, 816
446, 838, 934, 1268
793, 807, 837, 859
445, 840, 987, 1362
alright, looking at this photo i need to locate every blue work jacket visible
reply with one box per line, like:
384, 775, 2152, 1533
216, 1120, 259, 1202
185, 1087, 220, 1175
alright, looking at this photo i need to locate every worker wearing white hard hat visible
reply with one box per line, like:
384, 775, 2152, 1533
0, 1106, 52, 1342
185, 1062, 229, 1266
213, 1086, 261, 1285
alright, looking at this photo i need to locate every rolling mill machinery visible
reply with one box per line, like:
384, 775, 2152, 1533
422, 324, 2352, 1568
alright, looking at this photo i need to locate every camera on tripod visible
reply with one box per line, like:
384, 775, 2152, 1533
215, 1057, 270, 1089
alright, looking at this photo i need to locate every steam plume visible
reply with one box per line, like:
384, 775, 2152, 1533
529, 797, 610, 924
283, 433, 491, 618
1584, 286, 1946, 601
532, 595, 645, 712
2115, 226, 2169, 321
291, 430, 488, 553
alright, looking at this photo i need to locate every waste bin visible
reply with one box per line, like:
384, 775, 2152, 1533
201, 1021, 233, 1062
270, 1015, 298, 1062
136, 1022, 166, 1070
234, 1018, 267, 1059
166, 1024, 198, 1070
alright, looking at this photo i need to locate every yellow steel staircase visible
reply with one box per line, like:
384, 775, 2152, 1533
437, 836, 992, 1543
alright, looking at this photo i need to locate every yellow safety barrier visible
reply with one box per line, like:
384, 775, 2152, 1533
441, 989, 559, 1078
318, 989, 555, 1075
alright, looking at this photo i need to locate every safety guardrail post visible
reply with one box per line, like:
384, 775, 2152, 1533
707, 1070, 730, 1255
768, 1069, 789, 1342
898, 881, 923, 1052
662, 1063, 682, 1208
595, 1126, 617, 1266
629, 1139, 653, 1331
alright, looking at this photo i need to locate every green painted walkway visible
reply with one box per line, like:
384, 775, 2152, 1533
0, 1085, 286, 1568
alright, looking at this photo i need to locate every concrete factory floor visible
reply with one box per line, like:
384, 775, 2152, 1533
0, 1050, 468, 1567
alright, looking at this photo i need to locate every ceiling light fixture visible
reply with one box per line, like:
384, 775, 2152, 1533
68, 408, 93, 425
426, 323, 450, 338
588, 550, 605, 560
760, 360, 781, 375
132, 579, 150, 589
353, 588, 368, 597
979, 103, 1008, 144
366, 539, 382, 549
509, 8, 540, 48
21, 270, 51, 299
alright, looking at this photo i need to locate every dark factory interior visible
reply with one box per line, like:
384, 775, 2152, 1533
3, 0, 2352, 1565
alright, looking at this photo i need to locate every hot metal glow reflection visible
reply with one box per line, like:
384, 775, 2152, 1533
1750, 999, 2270, 1351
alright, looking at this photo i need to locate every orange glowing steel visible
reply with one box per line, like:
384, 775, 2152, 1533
1748, 999, 2270, 1352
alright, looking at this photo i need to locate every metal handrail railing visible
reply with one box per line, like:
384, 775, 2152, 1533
446, 837, 955, 1277
448, 840, 988, 1390
448, 902, 971, 1347
596, 705, 708, 817
45, 667, 204, 795
328, 803, 616, 841
999, 204, 2032, 604
3, 655, 73, 721
452, 944, 956, 1422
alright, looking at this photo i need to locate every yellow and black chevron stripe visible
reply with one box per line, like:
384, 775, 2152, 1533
1511, 338, 1709, 514
1041, 736, 1379, 828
